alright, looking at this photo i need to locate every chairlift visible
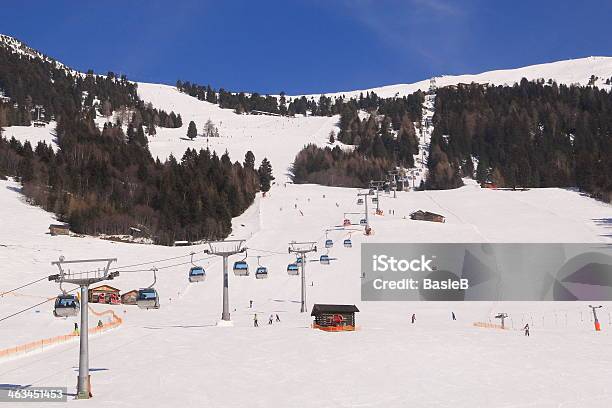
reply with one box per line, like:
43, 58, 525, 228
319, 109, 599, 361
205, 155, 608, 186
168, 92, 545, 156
343, 239, 352, 248
188, 252, 206, 282
189, 266, 206, 282
255, 256, 268, 279
325, 239, 333, 249
137, 268, 160, 310
53, 293, 80, 318
343, 219, 351, 226
360, 218, 368, 226
296, 256, 303, 265
357, 198, 364, 205
287, 263, 299, 276
320, 254, 330, 265
372, 197, 378, 204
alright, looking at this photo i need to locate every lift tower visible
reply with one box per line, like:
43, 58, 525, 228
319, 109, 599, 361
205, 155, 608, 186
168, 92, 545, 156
50, 257, 118, 400
204, 240, 247, 321
288, 241, 317, 312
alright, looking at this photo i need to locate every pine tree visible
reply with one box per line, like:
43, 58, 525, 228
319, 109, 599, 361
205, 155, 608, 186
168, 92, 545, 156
329, 130, 335, 144
187, 121, 197, 139
258, 158, 274, 193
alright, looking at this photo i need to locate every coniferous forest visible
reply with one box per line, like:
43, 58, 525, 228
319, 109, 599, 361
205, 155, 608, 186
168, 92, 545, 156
429, 80, 612, 202
291, 93, 424, 186
0, 38, 266, 245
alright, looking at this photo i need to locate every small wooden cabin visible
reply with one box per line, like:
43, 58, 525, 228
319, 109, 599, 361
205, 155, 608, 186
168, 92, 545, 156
311, 304, 359, 332
49, 224, 70, 236
409, 210, 445, 223
89, 285, 121, 304
121, 290, 138, 305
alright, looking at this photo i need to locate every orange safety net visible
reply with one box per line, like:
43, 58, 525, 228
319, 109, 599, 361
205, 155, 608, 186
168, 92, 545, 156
0, 306, 123, 359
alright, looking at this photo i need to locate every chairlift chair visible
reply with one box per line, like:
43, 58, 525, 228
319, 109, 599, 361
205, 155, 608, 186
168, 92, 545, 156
343, 219, 351, 227
320, 254, 330, 265
357, 198, 364, 205
287, 263, 299, 276
233, 261, 249, 276
136, 288, 160, 309
189, 266, 206, 283
255, 266, 268, 279
360, 218, 368, 226
53, 294, 80, 318
343, 239, 352, 248
137, 268, 160, 309
325, 239, 333, 249
255, 256, 268, 279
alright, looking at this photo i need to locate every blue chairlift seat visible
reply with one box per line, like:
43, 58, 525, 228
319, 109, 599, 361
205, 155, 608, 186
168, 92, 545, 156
255, 266, 268, 279
325, 239, 333, 248
53, 294, 80, 318
320, 255, 330, 265
287, 263, 299, 276
189, 266, 206, 282
233, 261, 249, 276
343, 239, 352, 248
137, 288, 160, 310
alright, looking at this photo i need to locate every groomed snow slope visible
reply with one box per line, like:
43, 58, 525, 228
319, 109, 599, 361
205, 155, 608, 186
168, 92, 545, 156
137, 82, 338, 181
0, 176, 611, 407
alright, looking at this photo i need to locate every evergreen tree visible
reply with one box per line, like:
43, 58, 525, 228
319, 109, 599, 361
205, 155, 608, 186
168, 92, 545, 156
187, 121, 197, 139
258, 158, 274, 193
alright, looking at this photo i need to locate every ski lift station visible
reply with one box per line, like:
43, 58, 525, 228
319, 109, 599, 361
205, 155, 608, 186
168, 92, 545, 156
311, 304, 359, 332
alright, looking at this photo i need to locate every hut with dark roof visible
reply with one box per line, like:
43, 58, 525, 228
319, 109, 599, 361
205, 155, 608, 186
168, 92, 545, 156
311, 304, 359, 332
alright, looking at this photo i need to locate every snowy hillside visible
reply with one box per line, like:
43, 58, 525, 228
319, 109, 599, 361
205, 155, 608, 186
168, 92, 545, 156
1, 38, 612, 406
137, 83, 337, 181
295, 56, 612, 99
0, 173, 611, 407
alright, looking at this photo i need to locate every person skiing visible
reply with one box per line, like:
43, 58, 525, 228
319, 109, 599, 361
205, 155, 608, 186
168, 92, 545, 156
523, 324, 530, 337
97, 320, 103, 328
411, 314, 416, 324
254, 314, 258, 327
268, 314, 274, 325
275, 314, 281, 322
452, 312, 456, 321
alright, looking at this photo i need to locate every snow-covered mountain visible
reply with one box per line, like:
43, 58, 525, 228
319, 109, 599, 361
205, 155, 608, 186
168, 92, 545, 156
1, 34, 612, 407
294, 56, 612, 99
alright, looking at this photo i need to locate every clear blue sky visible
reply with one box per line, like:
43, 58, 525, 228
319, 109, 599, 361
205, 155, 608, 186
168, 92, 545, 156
3, 1, 611, 94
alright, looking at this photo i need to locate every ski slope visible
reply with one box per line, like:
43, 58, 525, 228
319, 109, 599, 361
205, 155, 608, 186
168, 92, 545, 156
1, 54, 612, 407
137, 82, 338, 181
0, 174, 611, 407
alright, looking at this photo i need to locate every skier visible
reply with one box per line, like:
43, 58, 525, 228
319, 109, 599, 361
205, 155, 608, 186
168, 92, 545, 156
249, 300, 253, 309
254, 314, 259, 327
523, 324, 530, 337
268, 315, 274, 325
97, 320, 103, 328
452, 312, 456, 321
411, 314, 416, 324
275, 314, 281, 322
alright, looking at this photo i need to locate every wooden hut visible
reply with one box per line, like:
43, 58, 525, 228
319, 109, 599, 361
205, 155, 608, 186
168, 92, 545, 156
49, 224, 70, 236
311, 304, 359, 332
121, 290, 138, 305
409, 210, 445, 223
89, 285, 121, 304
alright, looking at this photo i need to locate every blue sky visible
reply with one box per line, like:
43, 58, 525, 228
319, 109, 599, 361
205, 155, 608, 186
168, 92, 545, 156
3, 1, 611, 94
